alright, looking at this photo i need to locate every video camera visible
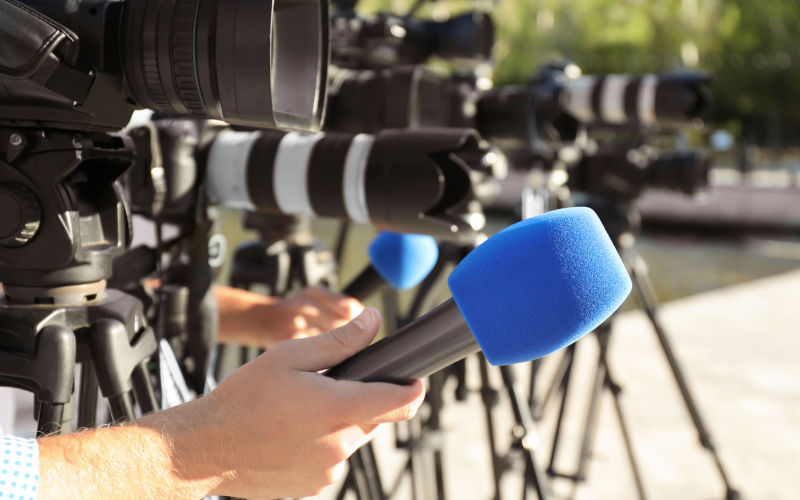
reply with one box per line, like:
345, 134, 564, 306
0, 0, 328, 132
330, 9, 494, 69
567, 146, 710, 201
325, 62, 711, 150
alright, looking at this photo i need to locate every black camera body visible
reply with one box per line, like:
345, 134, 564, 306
1, 0, 329, 132
0, 0, 135, 131
568, 146, 710, 201
331, 10, 494, 69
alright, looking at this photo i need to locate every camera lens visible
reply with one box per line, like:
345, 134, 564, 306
121, 0, 327, 131
648, 151, 710, 196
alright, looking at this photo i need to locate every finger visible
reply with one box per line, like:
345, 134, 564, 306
273, 307, 381, 372
337, 379, 426, 425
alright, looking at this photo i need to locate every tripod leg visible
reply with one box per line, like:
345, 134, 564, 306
573, 349, 605, 483
499, 365, 550, 500
90, 319, 158, 422
574, 325, 613, 482
629, 259, 739, 498
606, 371, 648, 500
528, 359, 542, 416
532, 349, 572, 421
78, 359, 99, 429
333, 221, 350, 265
347, 444, 385, 500
478, 355, 504, 500
361, 443, 386, 500
452, 359, 468, 402
390, 282, 446, 500
407, 412, 438, 500
37, 403, 65, 436
213, 343, 230, 381
107, 389, 136, 422
427, 370, 448, 500
546, 344, 576, 476
335, 473, 355, 500
596, 329, 648, 500
38, 325, 77, 435
131, 360, 159, 414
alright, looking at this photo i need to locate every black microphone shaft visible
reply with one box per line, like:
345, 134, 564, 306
342, 265, 385, 302
325, 298, 479, 382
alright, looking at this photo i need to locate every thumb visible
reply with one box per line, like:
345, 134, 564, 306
274, 307, 381, 372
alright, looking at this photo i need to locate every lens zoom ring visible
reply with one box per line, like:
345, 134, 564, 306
172, 0, 206, 116
138, 0, 170, 110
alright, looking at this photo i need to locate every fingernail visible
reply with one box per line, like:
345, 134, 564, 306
353, 307, 373, 330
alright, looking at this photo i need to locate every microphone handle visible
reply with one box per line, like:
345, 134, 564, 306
325, 298, 480, 383
342, 265, 385, 302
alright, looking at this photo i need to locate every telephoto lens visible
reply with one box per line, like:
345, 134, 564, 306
121, 0, 328, 131
561, 72, 711, 128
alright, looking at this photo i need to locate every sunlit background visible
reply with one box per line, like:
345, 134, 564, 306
217, 1, 800, 499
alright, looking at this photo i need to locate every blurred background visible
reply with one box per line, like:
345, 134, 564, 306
216, 1, 800, 499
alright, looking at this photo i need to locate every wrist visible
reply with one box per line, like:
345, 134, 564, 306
138, 397, 237, 497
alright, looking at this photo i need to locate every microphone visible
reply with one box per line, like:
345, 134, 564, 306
325, 207, 631, 381
204, 127, 491, 241
343, 232, 439, 301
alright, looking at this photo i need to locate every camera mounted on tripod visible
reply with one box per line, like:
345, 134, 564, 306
0, 0, 328, 132
0, 0, 331, 433
331, 7, 494, 70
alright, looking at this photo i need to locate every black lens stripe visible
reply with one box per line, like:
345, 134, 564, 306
246, 132, 285, 212
307, 134, 350, 218
590, 75, 605, 121
624, 77, 641, 124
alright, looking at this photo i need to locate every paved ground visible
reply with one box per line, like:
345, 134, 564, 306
318, 268, 800, 500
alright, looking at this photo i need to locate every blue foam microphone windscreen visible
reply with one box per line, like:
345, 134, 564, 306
327, 207, 631, 382
448, 206, 631, 365
369, 232, 439, 290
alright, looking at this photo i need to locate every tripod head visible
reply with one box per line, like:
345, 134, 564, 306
230, 213, 338, 295
0, 128, 133, 303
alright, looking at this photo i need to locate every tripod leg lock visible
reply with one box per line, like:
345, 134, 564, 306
89, 319, 157, 399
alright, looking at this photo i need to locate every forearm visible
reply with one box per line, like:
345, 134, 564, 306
38, 398, 234, 500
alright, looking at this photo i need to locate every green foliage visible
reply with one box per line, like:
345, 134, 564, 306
703, 0, 800, 144
348, 0, 800, 145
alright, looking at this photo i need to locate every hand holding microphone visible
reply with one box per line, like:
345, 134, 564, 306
327, 207, 632, 382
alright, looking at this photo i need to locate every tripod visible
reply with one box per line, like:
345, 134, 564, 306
216, 212, 338, 371
538, 199, 740, 500
0, 128, 160, 434
385, 237, 551, 500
